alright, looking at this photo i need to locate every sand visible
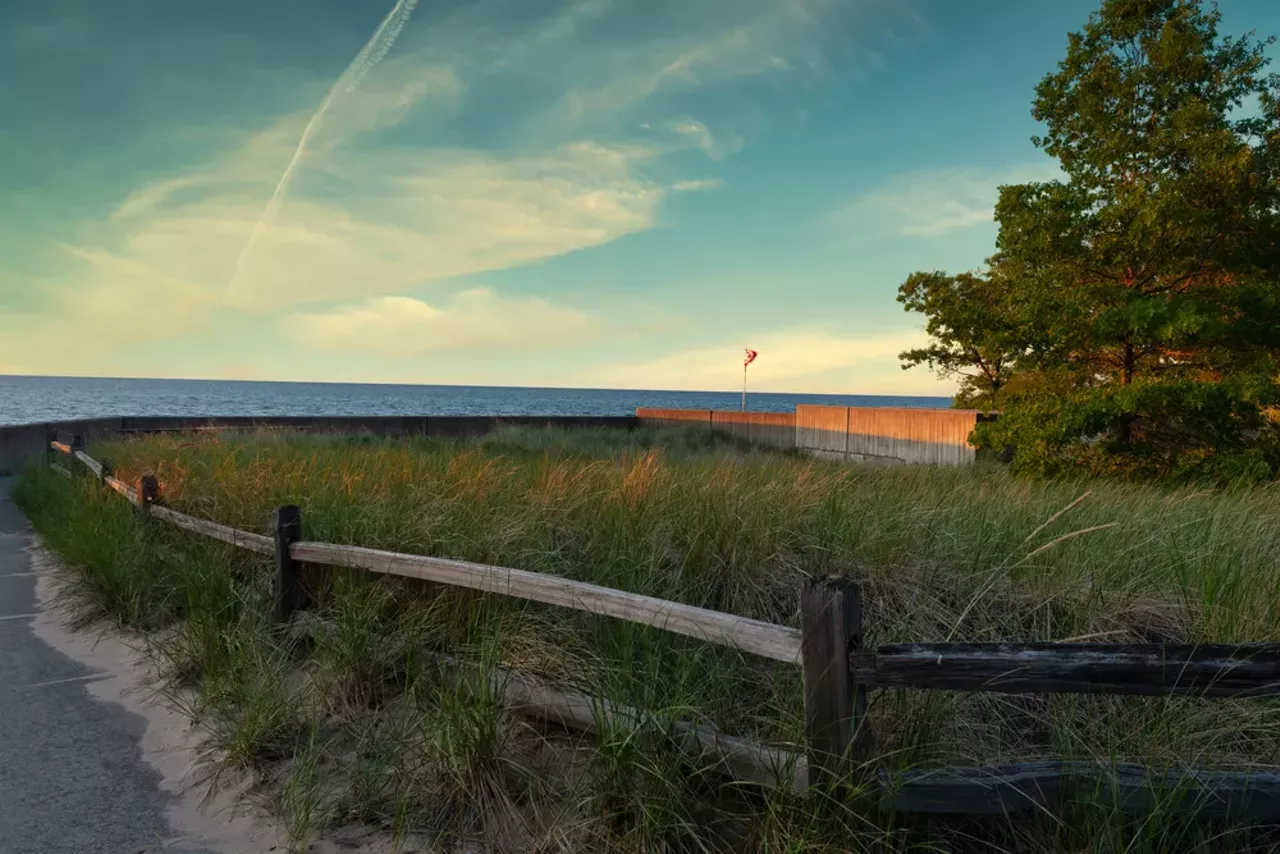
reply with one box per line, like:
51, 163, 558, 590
27, 539, 432, 854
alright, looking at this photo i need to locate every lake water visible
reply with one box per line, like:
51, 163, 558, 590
0, 375, 953, 427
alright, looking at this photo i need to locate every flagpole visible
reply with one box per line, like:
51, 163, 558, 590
742, 361, 747, 412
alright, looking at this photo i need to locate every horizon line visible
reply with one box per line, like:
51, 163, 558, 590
1, 373, 955, 400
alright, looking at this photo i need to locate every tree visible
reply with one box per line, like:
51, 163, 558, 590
903, 0, 1280, 480
896, 264, 1027, 409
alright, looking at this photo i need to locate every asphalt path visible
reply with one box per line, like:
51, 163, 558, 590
0, 477, 214, 854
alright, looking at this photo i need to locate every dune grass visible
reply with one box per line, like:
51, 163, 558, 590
15, 424, 1280, 852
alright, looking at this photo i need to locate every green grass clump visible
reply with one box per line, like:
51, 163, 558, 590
16, 425, 1280, 852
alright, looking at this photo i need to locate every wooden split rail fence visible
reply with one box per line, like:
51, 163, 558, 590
46, 433, 1280, 820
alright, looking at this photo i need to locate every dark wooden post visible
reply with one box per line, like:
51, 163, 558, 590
273, 505, 305, 622
800, 576, 871, 788
137, 474, 159, 512
100, 459, 113, 487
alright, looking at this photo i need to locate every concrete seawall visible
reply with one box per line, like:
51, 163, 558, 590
635, 409, 798, 451
632, 409, 713, 428
2, 405, 988, 475
826, 405, 982, 466
794, 405, 847, 459
0, 415, 637, 476
641, 405, 989, 466
709, 411, 796, 450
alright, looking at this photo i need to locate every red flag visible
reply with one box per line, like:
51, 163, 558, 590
744, 348, 758, 367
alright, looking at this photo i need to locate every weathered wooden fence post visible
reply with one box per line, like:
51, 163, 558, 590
100, 459, 113, 488
800, 575, 871, 788
273, 505, 305, 622
137, 474, 159, 513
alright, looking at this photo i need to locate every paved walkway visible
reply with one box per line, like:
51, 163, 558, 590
0, 478, 214, 854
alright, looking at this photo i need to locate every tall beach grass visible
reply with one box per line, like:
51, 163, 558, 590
16, 425, 1280, 852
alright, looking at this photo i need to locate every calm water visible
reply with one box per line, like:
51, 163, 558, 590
0, 376, 952, 427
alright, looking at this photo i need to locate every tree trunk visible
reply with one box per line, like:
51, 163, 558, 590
1122, 341, 1135, 385
1117, 340, 1136, 444
1118, 415, 1134, 445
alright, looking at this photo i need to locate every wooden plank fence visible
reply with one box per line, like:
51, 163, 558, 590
45, 435, 1280, 821
851, 642, 1280, 698
289, 540, 802, 664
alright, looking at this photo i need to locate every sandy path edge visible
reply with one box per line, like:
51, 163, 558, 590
26, 537, 429, 854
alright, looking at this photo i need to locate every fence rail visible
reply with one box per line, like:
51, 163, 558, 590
851, 642, 1280, 698
43, 435, 1280, 821
290, 540, 803, 664
150, 505, 276, 555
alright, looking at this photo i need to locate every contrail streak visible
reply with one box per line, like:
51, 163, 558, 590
228, 0, 419, 297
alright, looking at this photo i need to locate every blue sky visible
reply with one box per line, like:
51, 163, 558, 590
3, 0, 1277, 394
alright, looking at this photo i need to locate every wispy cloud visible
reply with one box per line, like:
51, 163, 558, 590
285, 289, 598, 356
5, 0, 913, 380
549, 0, 884, 122
556, 29, 777, 120
0, 244, 222, 376
101, 132, 666, 316
231, 0, 422, 297
55, 0, 846, 334
829, 161, 1065, 239
671, 178, 724, 192
665, 119, 745, 160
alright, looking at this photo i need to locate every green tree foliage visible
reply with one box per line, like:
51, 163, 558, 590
896, 264, 1029, 408
899, 0, 1280, 481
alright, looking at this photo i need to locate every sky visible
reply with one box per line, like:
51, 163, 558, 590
2, 0, 1278, 395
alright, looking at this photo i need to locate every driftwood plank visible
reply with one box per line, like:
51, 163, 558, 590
502, 667, 802, 791
148, 505, 275, 555
411, 649, 806, 792
289, 541, 803, 664
851, 642, 1280, 698
50, 441, 72, 455
506, 676, 805, 792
